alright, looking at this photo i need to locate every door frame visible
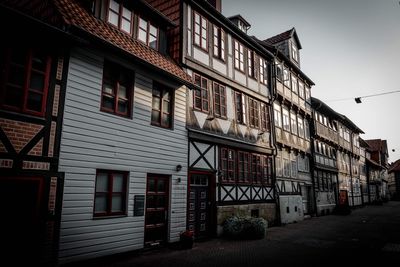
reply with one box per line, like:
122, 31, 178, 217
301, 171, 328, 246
144, 174, 170, 246
187, 170, 216, 238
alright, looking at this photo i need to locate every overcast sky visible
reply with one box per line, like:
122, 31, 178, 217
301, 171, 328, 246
222, 0, 400, 163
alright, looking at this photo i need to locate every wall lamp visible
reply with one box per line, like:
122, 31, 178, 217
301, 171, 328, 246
176, 164, 182, 172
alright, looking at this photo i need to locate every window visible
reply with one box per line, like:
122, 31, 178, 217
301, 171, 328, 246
193, 73, 209, 112
107, 0, 133, 34
304, 119, 310, 140
262, 156, 272, 185
283, 69, 290, 87
283, 158, 290, 177
260, 103, 269, 131
291, 76, 298, 94
282, 107, 290, 131
259, 57, 268, 85
213, 82, 226, 118
221, 148, 235, 182
276, 156, 282, 176
0, 48, 51, 117
101, 61, 132, 117
248, 98, 259, 128
247, 50, 257, 79
291, 160, 297, 178
238, 151, 250, 183
251, 154, 262, 184
298, 116, 304, 138
151, 83, 173, 128
194, 12, 208, 50
213, 25, 225, 60
290, 112, 298, 135
305, 86, 311, 103
94, 170, 128, 217
275, 62, 282, 81
138, 17, 158, 49
234, 40, 245, 72
273, 103, 282, 128
291, 42, 298, 62
235, 92, 246, 124
298, 81, 305, 99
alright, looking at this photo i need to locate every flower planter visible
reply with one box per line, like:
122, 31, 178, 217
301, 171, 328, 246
179, 230, 194, 249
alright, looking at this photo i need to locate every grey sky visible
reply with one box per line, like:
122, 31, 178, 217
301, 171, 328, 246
222, 0, 400, 163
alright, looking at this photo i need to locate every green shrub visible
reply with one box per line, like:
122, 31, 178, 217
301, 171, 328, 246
223, 216, 267, 239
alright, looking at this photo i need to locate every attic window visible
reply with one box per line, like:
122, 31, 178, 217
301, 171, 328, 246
107, 0, 133, 34
291, 42, 298, 62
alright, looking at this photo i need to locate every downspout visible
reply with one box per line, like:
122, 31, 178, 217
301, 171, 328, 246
269, 51, 281, 225
309, 108, 318, 216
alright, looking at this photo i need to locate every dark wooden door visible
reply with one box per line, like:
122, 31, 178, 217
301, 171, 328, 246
145, 174, 169, 246
188, 173, 212, 239
0, 177, 44, 263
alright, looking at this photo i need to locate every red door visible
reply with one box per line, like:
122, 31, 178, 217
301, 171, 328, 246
188, 172, 214, 239
145, 174, 169, 246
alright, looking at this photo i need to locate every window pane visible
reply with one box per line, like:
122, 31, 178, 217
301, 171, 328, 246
103, 82, 114, 95
152, 96, 161, 110
149, 36, 157, 49
8, 65, 25, 86
108, 12, 119, 27
138, 29, 147, 43
121, 18, 131, 33
117, 100, 128, 114
148, 178, 155, 192
102, 95, 114, 110
4, 86, 23, 107
162, 114, 171, 127
95, 195, 107, 213
150, 25, 157, 37
113, 173, 124, 192
122, 6, 131, 19
118, 85, 127, 99
29, 72, 45, 91
162, 100, 170, 113
31, 53, 47, 71
111, 195, 123, 212
26, 92, 43, 112
151, 110, 160, 123
96, 173, 108, 192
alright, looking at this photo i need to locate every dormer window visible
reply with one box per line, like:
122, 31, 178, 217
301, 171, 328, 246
138, 17, 159, 49
107, 0, 133, 34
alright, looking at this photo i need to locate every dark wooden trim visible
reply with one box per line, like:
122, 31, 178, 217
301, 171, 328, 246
53, 50, 70, 159
0, 127, 16, 154
188, 130, 274, 155
0, 110, 47, 125
19, 127, 46, 155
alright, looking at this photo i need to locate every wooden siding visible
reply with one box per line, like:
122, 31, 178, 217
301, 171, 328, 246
58, 48, 188, 263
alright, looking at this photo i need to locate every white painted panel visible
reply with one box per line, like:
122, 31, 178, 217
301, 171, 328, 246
248, 78, 258, 93
193, 47, 209, 66
59, 47, 188, 263
226, 87, 234, 119
259, 84, 268, 97
234, 70, 246, 86
212, 58, 226, 75
194, 110, 208, 129
218, 118, 231, 135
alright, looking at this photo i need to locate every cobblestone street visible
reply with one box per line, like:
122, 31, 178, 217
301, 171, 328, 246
66, 201, 400, 267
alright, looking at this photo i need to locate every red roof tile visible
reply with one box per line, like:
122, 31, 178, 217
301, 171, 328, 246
365, 139, 384, 152
389, 159, 400, 172
264, 28, 293, 45
1, 0, 192, 85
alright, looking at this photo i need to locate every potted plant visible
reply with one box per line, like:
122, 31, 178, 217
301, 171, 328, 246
179, 230, 194, 249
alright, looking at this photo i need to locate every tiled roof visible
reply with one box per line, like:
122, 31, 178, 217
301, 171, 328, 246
264, 28, 293, 45
264, 27, 302, 49
365, 139, 383, 152
1, 0, 192, 85
389, 159, 400, 173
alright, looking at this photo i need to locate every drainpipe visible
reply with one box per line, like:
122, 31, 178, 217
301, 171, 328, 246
269, 52, 281, 226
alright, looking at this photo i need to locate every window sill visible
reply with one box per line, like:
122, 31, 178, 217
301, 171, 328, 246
93, 214, 128, 220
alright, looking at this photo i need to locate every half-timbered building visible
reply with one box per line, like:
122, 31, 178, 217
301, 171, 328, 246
2, 0, 194, 264
0, 1, 72, 265
257, 28, 315, 223
336, 115, 363, 207
311, 97, 341, 215
146, 0, 276, 236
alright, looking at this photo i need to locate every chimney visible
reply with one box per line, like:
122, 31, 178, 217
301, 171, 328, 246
206, 0, 222, 12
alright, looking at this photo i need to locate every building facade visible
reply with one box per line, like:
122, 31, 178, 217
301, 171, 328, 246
147, 0, 276, 235
258, 28, 315, 223
388, 159, 400, 200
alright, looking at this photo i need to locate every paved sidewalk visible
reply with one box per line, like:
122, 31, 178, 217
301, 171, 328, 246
64, 201, 400, 267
